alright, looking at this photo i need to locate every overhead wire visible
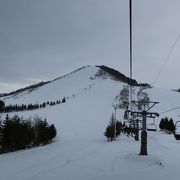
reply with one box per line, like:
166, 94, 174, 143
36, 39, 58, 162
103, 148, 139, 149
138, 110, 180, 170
152, 32, 180, 85
159, 106, 180, 115
152, 33, 180, 115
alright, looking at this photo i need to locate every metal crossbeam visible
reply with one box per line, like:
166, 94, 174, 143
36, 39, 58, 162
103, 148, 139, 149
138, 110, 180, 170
129, 111, 159, 118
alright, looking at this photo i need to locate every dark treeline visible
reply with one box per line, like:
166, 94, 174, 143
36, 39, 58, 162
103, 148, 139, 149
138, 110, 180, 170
0, 115, 57, 153
159, 117, 175, 134
1, 97, 66, 113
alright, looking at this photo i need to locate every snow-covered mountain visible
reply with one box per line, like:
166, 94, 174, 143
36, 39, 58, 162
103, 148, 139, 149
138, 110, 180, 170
1, 65, 180, 180
2, 65, 137, 105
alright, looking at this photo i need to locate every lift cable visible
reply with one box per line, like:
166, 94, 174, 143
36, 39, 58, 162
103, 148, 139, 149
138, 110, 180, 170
160, 106, 180, 115
153, 32, 180, 85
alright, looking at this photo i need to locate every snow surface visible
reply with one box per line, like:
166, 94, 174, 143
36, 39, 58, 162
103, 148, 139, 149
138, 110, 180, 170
1, 66, 180, 180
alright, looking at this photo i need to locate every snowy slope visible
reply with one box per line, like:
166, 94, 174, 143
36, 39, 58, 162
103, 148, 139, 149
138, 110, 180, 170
3, 65, 103, 105
1, 66, 180, 180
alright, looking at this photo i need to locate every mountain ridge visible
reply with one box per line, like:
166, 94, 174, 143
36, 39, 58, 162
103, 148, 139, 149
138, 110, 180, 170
0, 65, 141, 99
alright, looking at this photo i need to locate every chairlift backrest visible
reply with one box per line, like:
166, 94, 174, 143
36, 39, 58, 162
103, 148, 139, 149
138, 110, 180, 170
174, 121, 180, 140
147, 123, 157, 132
175, 121, 180, 128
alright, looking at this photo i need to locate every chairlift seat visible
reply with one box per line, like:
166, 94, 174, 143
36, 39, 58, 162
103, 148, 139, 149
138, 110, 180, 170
174, 121, 180, 140
147, 124, 157, 132
174, 134, 180, 140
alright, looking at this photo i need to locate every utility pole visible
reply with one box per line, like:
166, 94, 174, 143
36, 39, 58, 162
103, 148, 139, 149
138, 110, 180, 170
129, 0, 133, 111
129, 101, 159, 155
128, 0, 140, 141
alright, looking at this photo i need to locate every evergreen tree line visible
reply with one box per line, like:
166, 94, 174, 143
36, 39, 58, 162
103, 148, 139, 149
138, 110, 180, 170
0, 115, 57, 153
104, 114, 122, 141
1, 97, 66, 113
159, 117, 175, 134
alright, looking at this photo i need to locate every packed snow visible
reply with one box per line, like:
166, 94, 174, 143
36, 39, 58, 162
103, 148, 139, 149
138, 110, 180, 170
1, 65, 180, 180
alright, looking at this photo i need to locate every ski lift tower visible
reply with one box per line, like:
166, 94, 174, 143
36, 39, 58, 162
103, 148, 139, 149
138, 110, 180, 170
129, 100, 159, 155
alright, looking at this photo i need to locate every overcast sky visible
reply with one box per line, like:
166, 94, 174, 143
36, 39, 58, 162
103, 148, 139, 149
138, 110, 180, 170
1, 0, 180, 93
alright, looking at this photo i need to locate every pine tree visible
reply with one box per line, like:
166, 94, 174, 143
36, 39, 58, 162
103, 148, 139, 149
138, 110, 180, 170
1, 114, 11, 152
0, 100, 5, 112
34, 118, 49, 145
164, 117, 169, 132
169, 118, 175, 134
48, 124, 57, 143
42, 102, 46, 108
116, 121, 122, 136
62, 97, 66, 103
159, 118, 165, 130
0, 119, 3, 147
104, 114, 116, 141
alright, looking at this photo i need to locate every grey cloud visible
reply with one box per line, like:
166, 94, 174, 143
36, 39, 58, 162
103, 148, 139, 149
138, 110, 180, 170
1, 0, 180, 93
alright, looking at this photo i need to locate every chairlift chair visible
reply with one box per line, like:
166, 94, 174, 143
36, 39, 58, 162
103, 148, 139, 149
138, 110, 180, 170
147, 118, 157, 131
147, 123, 157, 131
174, 121, 180, 140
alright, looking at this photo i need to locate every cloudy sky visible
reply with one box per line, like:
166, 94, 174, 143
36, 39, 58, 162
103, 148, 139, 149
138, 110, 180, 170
1, 0, 180, 93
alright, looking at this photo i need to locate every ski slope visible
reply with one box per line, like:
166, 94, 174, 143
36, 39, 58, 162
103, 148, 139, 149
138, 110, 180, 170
1, 66, 180, 180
